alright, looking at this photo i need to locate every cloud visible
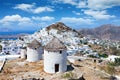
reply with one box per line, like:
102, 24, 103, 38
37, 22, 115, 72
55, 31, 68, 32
72, 11, 80, 15
60, 17, 93, 28
84, 10, 115, 20
14, 3, 34, 11
0, 14, 32, 26
52, 0, 120, 10
52, 0, 77, 5
87, 0, 120, 10
77, 1, 87, 8
61, 0, 77, 5
32, 16, 55, 21
60, 17, 93, 24
51, 0, 88, 8
14, 3, 54, 14
0, 27, 13, 32
34, 7, 54, 14
0, 14, 56, 31
38, 22, 52, 28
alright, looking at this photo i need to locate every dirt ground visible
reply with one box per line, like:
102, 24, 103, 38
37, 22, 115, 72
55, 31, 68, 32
0, 58, 116, 80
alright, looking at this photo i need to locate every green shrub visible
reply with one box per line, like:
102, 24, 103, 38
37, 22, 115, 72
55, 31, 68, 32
88, 55, 97, 58
98, 53, 108, 58
108, 58, 120, 66
62, 72, 74, 79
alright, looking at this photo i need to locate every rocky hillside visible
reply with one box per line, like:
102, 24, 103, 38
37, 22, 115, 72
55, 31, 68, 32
46, 22, 72, 31
46, 22, 81, 35
79, 24, 120, 40
22, 22, 83, 51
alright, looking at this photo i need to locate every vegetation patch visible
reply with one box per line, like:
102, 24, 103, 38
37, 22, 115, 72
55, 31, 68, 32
108, 58, 120, 66
62, 72, 74, 79
98, 53, 108, 58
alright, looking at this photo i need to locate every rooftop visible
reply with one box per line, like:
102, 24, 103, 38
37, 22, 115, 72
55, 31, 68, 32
45, 37, 66, 51
28, 39, 42, 49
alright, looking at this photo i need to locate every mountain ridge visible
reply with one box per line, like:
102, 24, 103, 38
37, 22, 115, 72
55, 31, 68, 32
79, 24, 120, 40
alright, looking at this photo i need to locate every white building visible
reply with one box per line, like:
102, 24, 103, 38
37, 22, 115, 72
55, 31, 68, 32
0, 40, 22, 55
44, 37, 67, 73
20, 47, 27, 59
27, 39, 43, 62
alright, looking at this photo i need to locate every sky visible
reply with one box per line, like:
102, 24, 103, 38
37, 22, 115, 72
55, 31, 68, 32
0, 0, 120, 32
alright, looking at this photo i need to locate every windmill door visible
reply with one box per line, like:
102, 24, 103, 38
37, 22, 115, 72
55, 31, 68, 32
55, 64, 59, 72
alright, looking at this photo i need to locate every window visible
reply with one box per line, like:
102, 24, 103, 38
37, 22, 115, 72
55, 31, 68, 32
35, 48, 37, 50
20, 47, 22, 49
3, 48, 6, 50
14, 47, 18, 49
60, 50, 62, 54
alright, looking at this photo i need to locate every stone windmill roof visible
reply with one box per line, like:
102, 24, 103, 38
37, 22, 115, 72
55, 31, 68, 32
28, 39, 42, 49
45, 37, 66, 51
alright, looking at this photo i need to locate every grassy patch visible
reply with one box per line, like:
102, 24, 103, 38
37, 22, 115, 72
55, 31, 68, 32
62, 72, 74, 79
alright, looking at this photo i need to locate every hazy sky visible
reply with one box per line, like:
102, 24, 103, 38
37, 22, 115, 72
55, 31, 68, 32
0, 0, 120, 32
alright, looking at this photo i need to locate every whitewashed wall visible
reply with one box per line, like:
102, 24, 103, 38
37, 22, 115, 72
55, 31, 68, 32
27, 47, 43, 62
20, 49, 27, 59
44, 50, 67, 73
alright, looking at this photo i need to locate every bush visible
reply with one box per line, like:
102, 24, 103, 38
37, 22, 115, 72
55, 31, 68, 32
88, 55, 97, 58
62, 72, 74, 79
98, 53, 108, 58
114, 58, 120, 65
108, 58, 120, 66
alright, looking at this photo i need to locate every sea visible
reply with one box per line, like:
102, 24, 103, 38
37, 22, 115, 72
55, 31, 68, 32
0, 31, 35, 40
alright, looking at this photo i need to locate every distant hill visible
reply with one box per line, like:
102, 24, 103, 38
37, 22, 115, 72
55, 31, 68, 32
0, 31, 34, 39
0, 34, 27, 39
79, 24, 120, 40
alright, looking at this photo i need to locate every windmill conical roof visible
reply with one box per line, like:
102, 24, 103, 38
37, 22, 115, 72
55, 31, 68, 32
45, 37, 66, 51
28, 39, 42, 49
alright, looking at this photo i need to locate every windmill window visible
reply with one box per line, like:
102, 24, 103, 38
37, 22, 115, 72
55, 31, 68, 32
35, 48, 37, 50
60, 50, 62, 54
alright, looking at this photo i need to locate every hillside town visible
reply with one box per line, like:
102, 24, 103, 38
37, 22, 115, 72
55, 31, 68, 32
0, 22, 120, 80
